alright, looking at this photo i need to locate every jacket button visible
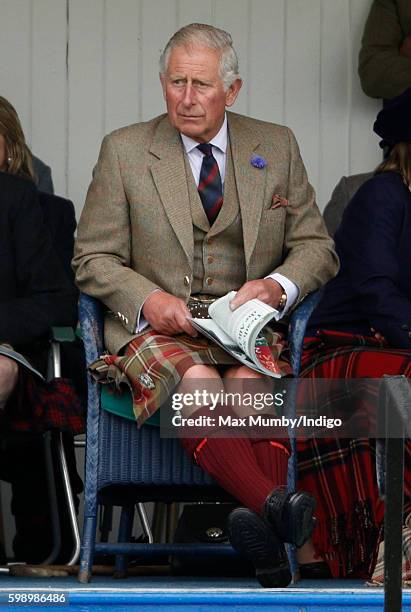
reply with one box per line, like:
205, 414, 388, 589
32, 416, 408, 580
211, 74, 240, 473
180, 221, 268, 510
205, 277, 213, 286
401, 324, 409, 330
207, 256, 214, 264
184, 276, 190, 286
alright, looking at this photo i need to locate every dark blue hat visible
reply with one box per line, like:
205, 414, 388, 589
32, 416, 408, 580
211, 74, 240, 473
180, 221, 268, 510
373, 86, 411, 149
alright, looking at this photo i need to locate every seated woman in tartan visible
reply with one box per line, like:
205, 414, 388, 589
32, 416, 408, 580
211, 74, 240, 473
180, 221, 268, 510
0, 96, 84, 563
296, 87, 411, 579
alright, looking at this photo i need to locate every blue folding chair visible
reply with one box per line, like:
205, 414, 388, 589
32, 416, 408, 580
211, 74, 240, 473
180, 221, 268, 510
78, 291, 321, 583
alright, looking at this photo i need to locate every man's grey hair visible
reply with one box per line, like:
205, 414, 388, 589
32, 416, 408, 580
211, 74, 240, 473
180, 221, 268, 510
159, 23, 240, 90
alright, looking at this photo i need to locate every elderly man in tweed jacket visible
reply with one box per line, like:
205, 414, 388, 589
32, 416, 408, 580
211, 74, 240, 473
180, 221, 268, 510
73, 23, 338, 587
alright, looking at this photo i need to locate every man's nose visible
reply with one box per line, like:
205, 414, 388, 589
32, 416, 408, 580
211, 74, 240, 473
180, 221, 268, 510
182, 83, 197, 106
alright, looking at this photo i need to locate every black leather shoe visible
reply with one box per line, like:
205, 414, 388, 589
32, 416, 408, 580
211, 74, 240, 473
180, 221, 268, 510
264, 487, 316, 548
299, 561, 331, 579
228, 507, 291, 588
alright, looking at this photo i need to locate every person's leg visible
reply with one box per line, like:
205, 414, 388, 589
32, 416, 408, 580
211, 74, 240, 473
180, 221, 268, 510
9, 432, 53, 563
180, 364, 314, 540
178, 364, 291, 587
223, 366, 314, 547
0, 356, 18, 410
224, 364, 291, 488
9, 431, 82, 564
179, 364, 281, 513
250, 440, 290, 487
0, 358, 47, 562
250, 439, 323, 573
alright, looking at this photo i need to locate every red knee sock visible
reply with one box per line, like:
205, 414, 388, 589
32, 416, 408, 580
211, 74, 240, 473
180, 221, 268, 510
250, 439, 290, 487
181, 436, 275, 514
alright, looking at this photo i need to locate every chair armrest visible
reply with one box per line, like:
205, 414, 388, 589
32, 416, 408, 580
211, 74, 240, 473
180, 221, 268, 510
51, 326, 76, 343
78, 293, 105, 427
288, 290, 323, 376
48, 327, 76, 380
79, 293, 105, 366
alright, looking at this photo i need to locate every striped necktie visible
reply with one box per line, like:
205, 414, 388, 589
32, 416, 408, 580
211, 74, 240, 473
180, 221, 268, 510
197, 143, 223, 224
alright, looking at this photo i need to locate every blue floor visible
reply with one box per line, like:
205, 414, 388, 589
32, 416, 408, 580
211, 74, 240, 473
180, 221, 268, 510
0, 574, 409, 611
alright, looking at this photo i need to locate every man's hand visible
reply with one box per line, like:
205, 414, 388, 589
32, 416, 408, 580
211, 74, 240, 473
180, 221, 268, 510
229, 279, 285, 310
400, 35, 411, 59
142, 291, 197, 337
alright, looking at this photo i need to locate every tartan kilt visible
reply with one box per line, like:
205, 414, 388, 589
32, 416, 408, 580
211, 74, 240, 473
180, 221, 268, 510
3, 374, 85, 435
297, 330, 411, 579
1, 343, 85, 435
90, 328, 291, 427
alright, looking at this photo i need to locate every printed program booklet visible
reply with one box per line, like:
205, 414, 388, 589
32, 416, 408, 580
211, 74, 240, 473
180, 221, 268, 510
189, 291, 283, 378
0, 345, 44, 380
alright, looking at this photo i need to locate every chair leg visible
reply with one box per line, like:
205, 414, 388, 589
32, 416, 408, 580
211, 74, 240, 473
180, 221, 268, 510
99, 505, 114, 542
114, 505, 135, 578
56, 433, 81, 565
41, 432, 61, 565
78, 516, 97, 583
152, 502, 166, 541
78, 369, 101, 583
136, 503, 154, 543
165, 502, 179, 543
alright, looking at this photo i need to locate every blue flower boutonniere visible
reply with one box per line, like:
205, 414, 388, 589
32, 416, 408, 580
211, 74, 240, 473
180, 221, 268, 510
250, 154, 267, 169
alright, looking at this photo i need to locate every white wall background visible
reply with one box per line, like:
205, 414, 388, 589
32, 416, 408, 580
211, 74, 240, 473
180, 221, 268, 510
0, 0, 382, 218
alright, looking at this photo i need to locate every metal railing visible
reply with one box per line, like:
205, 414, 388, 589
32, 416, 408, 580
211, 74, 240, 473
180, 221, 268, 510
378, 375, 411, 612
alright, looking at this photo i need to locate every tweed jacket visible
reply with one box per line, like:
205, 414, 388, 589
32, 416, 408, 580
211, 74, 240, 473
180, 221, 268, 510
359, 0, 411, 99
73, 112, 338, 354
323, 173, 373, 237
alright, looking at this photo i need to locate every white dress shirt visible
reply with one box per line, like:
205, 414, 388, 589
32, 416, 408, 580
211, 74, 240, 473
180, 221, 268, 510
180, 114, 228, 186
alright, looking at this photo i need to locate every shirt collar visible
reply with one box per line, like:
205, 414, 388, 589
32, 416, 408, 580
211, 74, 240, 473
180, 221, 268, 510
180, 114, 228, 154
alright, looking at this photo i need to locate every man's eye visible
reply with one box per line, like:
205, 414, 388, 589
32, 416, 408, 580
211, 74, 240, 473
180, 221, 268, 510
173, 79, 185, 86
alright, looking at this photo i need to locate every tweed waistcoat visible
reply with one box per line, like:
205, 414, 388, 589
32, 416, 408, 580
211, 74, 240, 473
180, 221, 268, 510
183, 141, 246, 296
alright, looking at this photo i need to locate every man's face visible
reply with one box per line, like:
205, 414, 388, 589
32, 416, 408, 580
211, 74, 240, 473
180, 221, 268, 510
160, 45, 242, 142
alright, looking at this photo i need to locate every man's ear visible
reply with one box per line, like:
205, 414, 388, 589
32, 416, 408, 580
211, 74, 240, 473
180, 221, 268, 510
159, 73, 167, 100
225, 78, 243, 107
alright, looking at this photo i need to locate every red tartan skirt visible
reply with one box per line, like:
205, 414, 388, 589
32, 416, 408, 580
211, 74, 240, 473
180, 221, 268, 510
297, 331, 411, 578
3, 371, 85, 435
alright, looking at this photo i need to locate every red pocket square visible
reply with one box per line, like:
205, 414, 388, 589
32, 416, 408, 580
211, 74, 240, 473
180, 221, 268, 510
270, 194, 289, 209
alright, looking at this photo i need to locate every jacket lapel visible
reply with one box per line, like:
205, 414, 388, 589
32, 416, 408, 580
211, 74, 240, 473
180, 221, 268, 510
228, 112, 266, 268
149, 116, 194, 265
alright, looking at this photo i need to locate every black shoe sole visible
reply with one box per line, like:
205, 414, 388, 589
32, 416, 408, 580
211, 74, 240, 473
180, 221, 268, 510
286, 491, 316, 548
228, 508, 291, 588
265, 489, 316, 548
